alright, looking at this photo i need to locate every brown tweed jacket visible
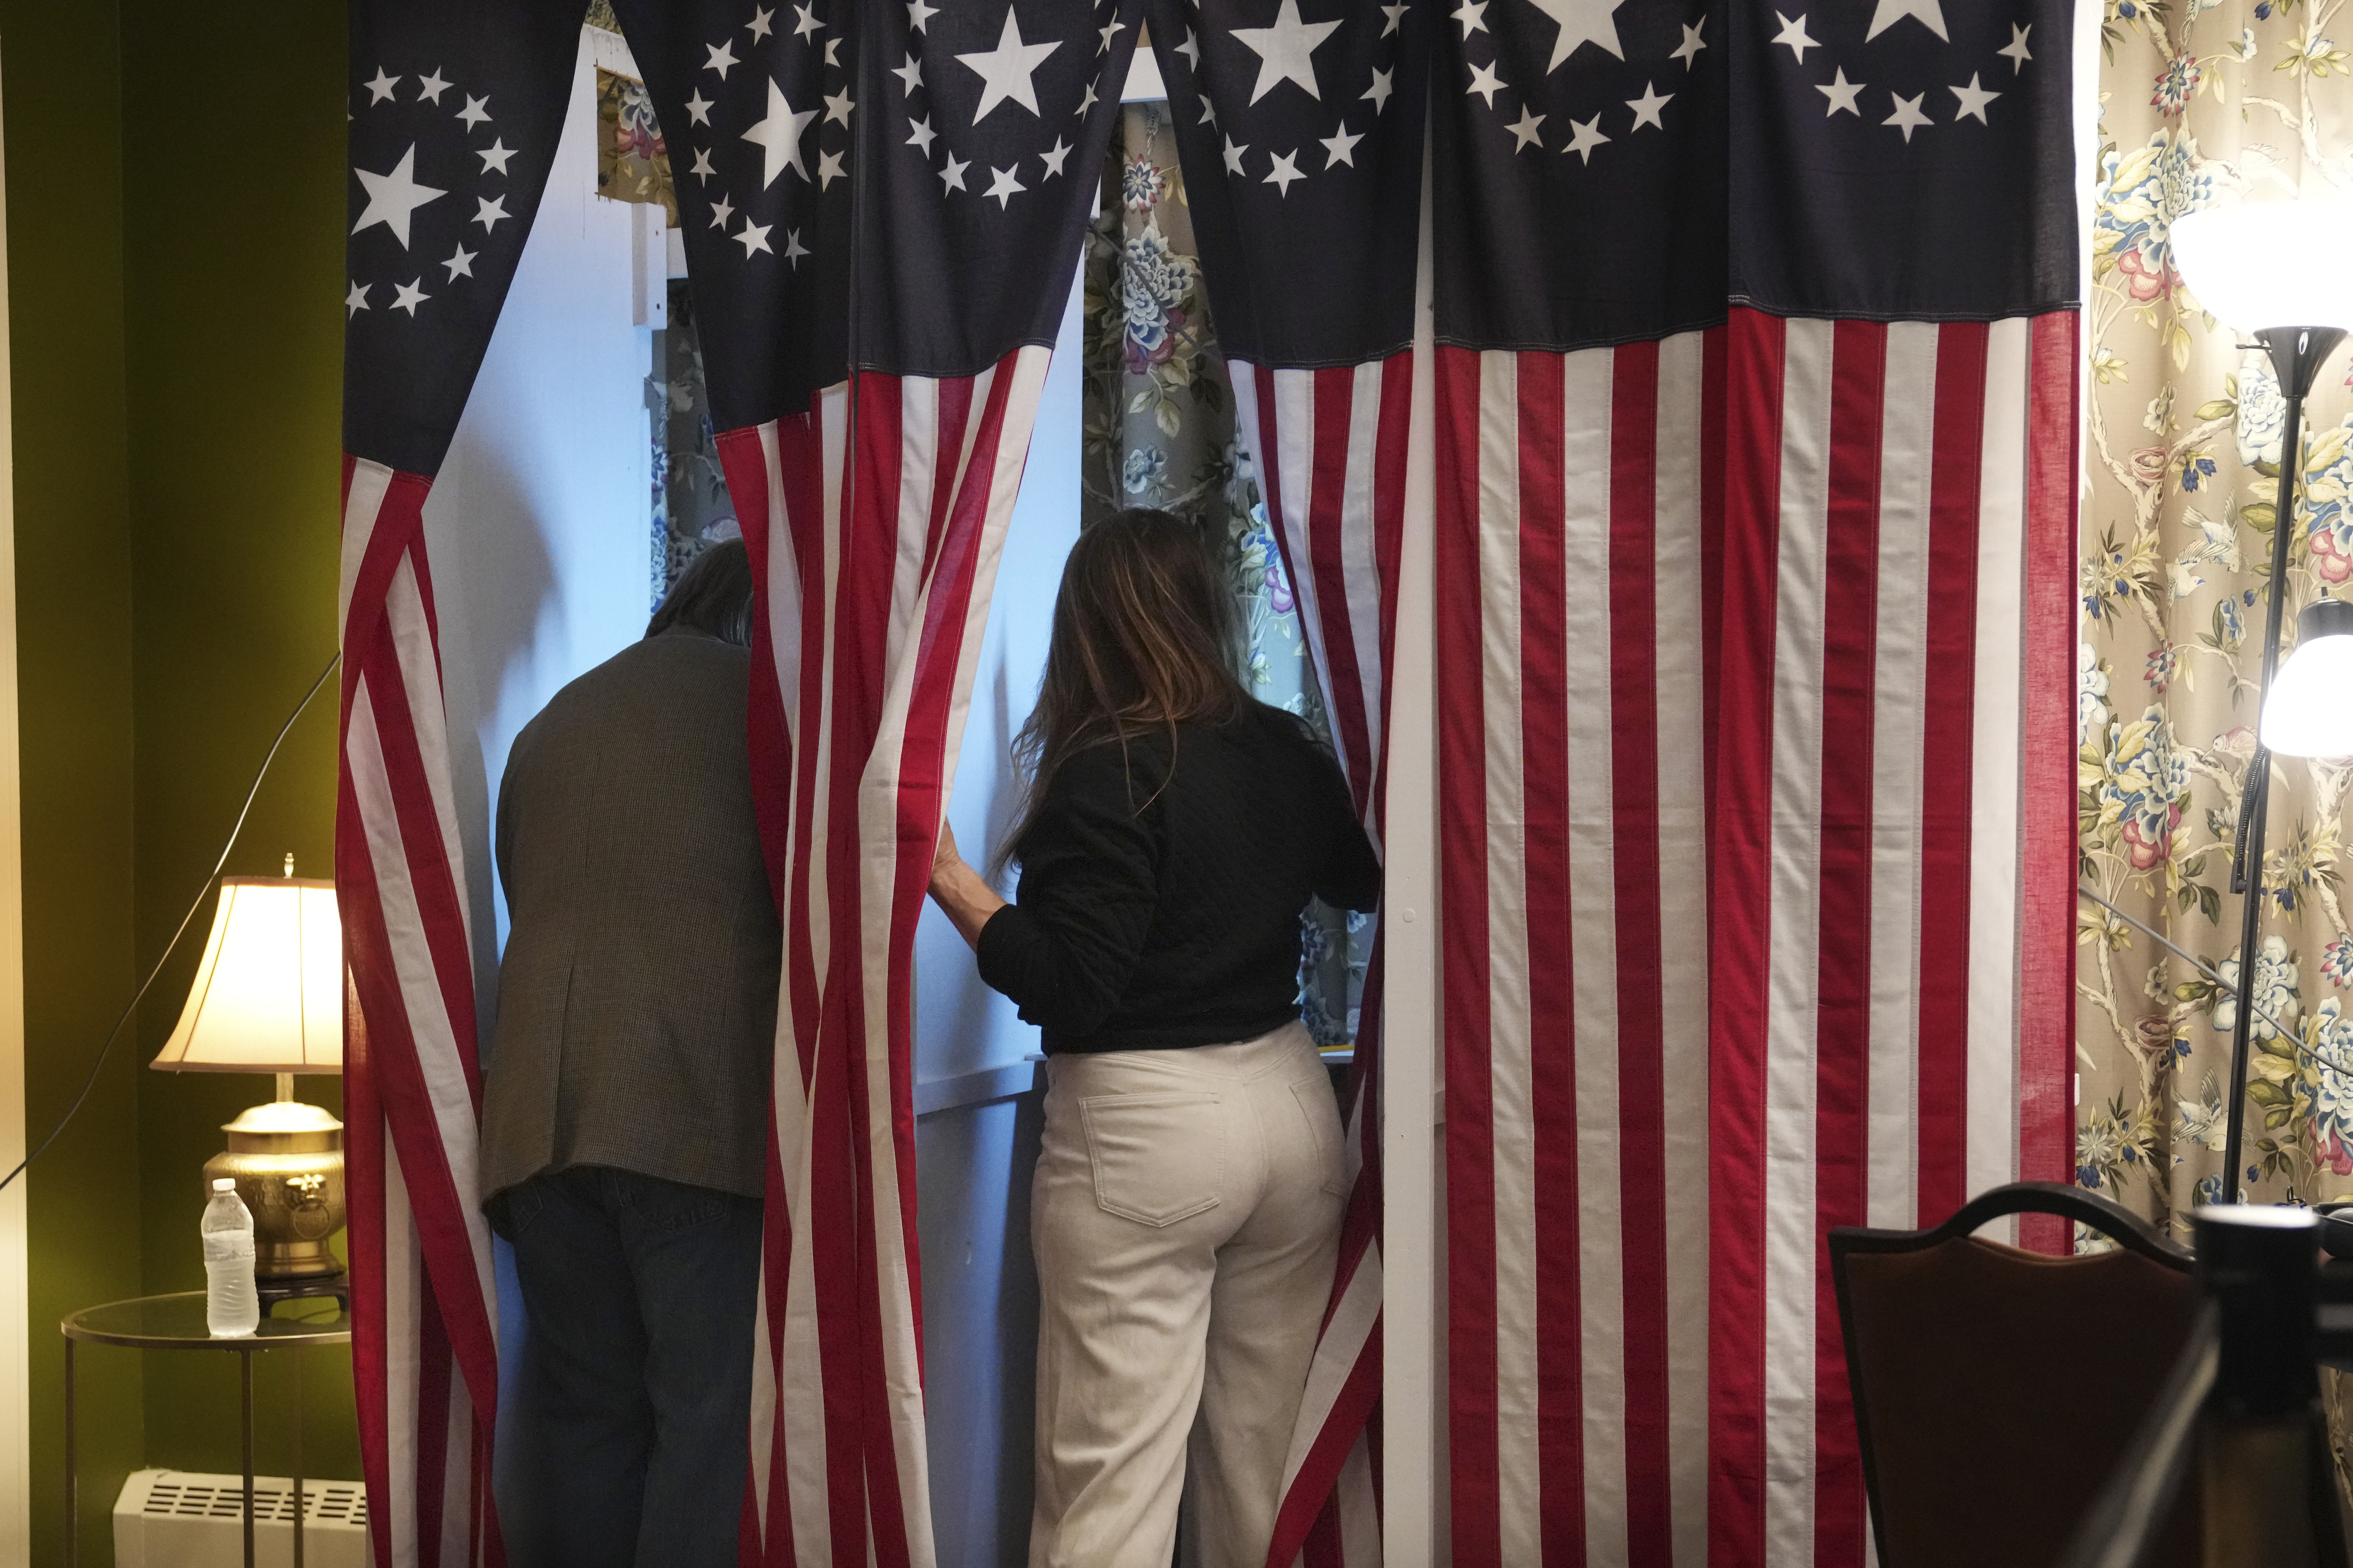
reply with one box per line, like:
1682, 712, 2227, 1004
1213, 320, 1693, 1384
478, 628, 779, 1205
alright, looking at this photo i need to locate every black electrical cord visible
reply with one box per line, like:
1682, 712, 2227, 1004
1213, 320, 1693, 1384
0, 649, 341, 1195
2078, 883, 2308, 1061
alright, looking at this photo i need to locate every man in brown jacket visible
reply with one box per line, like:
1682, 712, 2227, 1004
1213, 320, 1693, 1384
479, 539, 777, 1568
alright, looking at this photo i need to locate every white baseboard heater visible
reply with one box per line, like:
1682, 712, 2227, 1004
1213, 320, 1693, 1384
114, 1468, 371, 1568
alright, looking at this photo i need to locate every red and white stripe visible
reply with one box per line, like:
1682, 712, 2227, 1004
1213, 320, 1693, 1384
1707, 309, 2077, 1567
1233, 353, 1412, 1568
718, 346, 1054, 1568
337, 457, 506, 1568
1435, 335, 1715, 1568
1433, 310, 2077, 1566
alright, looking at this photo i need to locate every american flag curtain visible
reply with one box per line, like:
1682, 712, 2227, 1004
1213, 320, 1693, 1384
1429, 0, 2078, 1561
343, 0, 2080, 1563
1142, 0, 1426, 1558
340, 3, 582, 1563
1235, 357, 1408, 1566
1433, 311, 2079, 1565
1705, 307, 2079, 1566
1142, 0, 2078, 1562
604, 1, 1141, 1561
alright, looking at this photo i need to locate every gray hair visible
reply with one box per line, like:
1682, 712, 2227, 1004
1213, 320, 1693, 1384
646, 539, 755, 647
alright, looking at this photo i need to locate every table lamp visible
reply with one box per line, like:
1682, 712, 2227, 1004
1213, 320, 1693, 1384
149, 856, 347, 1301
2168, 198, 2353, 1201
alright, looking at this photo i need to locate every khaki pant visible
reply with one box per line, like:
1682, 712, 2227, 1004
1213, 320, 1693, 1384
1029, 1022, 1348, 1568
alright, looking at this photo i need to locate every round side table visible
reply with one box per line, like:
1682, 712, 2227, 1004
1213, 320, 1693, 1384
62, 1291, 352, 1568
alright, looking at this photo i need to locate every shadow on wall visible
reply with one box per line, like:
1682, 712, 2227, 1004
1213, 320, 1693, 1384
424, 442, 559, 1035
423, 22, 657, 986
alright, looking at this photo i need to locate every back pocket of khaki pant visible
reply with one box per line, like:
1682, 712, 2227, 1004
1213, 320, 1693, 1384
1290, 1077, 1351, 1196
1078, 1091, 1224, 1226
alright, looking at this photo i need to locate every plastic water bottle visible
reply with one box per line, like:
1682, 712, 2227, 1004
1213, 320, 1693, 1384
202, 1178, 259, 1337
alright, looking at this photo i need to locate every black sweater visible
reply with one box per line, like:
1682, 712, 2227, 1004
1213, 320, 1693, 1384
975, 701, 1382, 1054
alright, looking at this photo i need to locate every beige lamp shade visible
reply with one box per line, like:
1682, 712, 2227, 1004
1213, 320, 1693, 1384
150, 877, 343, 1073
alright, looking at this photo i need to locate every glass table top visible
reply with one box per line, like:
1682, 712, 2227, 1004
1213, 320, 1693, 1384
62, 1291, 351, 1350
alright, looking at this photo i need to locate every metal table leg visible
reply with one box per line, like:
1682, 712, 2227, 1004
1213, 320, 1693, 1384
241, 1350, 256, 1568
291, 1348, 305, 1568
63, 1335, 75, 1568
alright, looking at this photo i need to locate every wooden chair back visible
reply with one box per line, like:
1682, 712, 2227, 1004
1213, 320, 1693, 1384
1830, 1182, 2201, 1568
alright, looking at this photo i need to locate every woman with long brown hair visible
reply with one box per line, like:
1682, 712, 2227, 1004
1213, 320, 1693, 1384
928, 507, 1380, 1568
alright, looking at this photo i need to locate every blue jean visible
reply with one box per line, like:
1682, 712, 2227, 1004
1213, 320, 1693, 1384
496, 1166, 762, 1568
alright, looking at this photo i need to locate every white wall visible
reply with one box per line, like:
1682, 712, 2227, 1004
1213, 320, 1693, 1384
910, 305, 1080, 1081
426, 28, 657, 988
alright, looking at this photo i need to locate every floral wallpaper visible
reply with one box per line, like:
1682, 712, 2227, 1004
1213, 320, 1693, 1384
2079, 0, 2353, 1233
1082, 102, 1373, 1044
596, 66, 678, 226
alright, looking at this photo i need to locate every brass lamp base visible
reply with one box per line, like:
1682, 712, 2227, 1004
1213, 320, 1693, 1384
202, 1096, 346, 1287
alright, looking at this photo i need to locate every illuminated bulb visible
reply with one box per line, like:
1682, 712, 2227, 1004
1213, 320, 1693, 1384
2262, 597, 2353, 759
2170, 201, 2353, 334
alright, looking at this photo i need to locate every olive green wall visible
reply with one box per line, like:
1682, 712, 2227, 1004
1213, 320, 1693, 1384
1, 0, 143, 1561
121, 0, 354, 1504
3, 0, 357, 1560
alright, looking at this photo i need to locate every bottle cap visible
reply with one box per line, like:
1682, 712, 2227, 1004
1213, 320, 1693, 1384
211, 1178, 236, 1192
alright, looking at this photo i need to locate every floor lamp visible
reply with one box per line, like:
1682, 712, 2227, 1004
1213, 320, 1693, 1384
2170, 201, 2353, 1204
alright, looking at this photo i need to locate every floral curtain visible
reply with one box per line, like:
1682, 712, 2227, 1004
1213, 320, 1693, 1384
2079, 0, 2353, 1229
597, 61, 677, 223
1082, 101, 1372, 1044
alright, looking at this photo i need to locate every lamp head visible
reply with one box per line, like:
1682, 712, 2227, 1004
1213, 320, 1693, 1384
156, 871, 350, 1296
2172, 201, 2353, 353
149, 875, 343, 1074
2261, 596, 2353, 759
